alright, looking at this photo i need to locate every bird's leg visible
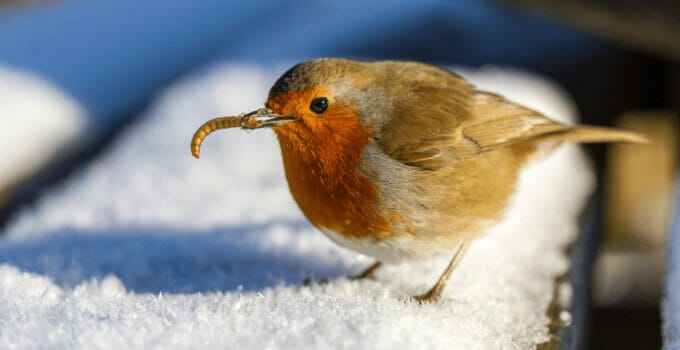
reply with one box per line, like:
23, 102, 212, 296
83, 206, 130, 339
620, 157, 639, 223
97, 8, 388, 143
413, 242, 470, 303
302, 261, 381, 285
350, 261, 382, 280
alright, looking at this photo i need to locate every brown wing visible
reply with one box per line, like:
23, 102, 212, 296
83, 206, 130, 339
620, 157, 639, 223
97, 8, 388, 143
378, 88, 571, 170
458, 92, 570, 154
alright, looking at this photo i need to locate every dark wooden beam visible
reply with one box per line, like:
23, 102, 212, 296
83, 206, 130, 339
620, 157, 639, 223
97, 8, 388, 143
496, 0, 680, 61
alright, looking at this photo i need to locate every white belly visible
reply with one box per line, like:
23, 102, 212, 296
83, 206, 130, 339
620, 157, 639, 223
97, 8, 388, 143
319, 228, 463, 264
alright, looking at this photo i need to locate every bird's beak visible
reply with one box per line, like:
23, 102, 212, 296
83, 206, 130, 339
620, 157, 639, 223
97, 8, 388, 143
241, 108, 296, 129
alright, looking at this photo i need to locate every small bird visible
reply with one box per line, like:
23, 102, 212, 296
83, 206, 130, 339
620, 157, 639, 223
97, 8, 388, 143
191, 58, 646, 302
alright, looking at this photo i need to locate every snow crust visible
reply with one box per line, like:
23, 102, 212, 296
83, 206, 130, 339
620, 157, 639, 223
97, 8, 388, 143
0, 63, 594, 349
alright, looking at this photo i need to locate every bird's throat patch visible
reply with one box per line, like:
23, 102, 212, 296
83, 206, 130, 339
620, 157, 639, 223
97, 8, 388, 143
268, 89, 391, 239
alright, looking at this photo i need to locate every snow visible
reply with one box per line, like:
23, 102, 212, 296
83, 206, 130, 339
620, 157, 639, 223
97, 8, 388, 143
664, 176, 680, 349
0, 62, 594, 349
0, 66, 87, 192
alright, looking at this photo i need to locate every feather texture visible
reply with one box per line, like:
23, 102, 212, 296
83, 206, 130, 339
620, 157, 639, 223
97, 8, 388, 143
377, 79, 646, 170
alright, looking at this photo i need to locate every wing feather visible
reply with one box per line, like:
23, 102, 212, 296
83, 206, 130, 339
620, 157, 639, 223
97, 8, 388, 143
378, 87, 571, 170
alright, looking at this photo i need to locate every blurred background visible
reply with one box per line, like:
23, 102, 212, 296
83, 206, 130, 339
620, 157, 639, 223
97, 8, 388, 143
0, 0, 677, 349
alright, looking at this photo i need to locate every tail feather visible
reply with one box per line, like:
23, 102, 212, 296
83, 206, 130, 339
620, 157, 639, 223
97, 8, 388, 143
540, 126, 650, 144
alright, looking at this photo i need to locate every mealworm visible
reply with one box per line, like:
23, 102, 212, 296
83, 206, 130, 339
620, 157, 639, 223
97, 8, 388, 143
190, 116, 259, 158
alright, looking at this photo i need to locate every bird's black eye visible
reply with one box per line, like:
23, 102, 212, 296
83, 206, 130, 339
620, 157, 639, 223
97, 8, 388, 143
310, 97, 328, 114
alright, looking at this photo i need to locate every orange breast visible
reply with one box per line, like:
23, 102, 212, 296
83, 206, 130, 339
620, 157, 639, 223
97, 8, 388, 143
268, 89, 391, 239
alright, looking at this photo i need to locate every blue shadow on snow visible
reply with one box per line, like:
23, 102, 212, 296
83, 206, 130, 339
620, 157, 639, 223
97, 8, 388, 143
0, 222, 348, 294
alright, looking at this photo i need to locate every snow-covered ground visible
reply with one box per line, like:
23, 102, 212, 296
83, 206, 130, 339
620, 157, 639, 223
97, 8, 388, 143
0, 62, 594, 349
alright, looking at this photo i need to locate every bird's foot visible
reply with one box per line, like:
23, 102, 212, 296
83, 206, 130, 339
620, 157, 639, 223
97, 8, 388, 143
302, 276, 329, 286
409, 242, 470, 304
410, 286, 443, 304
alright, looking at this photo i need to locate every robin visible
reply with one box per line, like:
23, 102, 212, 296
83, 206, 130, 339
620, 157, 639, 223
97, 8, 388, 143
191, 58, 646, 302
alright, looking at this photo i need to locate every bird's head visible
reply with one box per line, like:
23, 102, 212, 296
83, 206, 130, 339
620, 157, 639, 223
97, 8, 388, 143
260, 58, 379, 152
190, 58, 390, 164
